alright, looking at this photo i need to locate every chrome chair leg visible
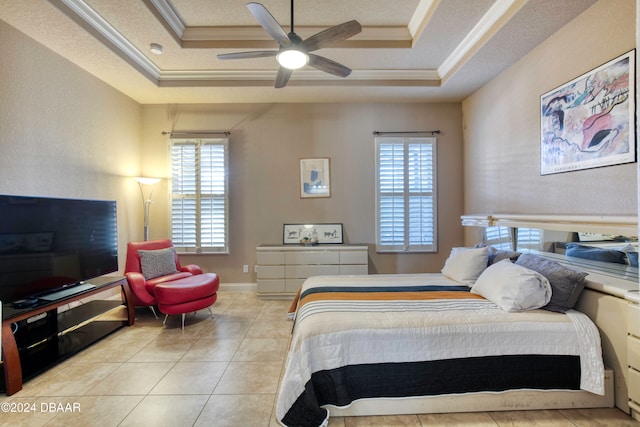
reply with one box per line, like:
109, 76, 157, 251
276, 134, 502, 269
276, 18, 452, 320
181, 313, 186, 330
163, 314, 168, 325
149, 305, 158, 319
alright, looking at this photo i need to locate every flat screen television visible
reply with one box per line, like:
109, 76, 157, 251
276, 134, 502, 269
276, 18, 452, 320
0, 194, 118, 305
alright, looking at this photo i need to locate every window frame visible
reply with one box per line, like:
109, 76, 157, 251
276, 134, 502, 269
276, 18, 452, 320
375, 136, 438, 253
169, 138, 229, 254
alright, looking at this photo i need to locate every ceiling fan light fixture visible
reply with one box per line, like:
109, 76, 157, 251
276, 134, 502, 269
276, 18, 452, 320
277, 48, 308, 70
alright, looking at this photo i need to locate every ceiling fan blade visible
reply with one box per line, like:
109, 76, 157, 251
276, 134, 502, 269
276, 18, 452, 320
275, 67, 293, 88
247, 2, 291, 47
308, 53, 352, 78
217, 50, 278, 60
302, 20, 361, 52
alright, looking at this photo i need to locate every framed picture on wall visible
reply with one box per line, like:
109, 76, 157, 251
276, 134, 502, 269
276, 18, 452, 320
540, 50, 636, 175
300, 158, 331, 198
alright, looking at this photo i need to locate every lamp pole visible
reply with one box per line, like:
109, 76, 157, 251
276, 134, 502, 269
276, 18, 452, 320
134, 177, 161, 241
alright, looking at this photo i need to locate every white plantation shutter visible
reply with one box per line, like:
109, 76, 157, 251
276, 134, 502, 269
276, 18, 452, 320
484, 226, 512, 250
170, 139, 229, 253
375, 137, 437, 252
484, 226, 542, 251
516, 228, 543, 250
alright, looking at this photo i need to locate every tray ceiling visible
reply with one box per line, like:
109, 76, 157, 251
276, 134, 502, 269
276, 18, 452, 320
0, 0, 597, 103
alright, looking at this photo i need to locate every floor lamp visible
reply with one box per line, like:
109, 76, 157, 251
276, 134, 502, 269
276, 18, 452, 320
134, 177, 161, 241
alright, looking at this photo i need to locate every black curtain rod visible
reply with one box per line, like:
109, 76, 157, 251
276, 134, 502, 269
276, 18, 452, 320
373, 130, 440, 135
161, 131, 231, 136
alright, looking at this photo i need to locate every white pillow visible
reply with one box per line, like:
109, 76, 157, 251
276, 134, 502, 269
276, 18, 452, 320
471, 259, 552, 312
441, 246, 489, 285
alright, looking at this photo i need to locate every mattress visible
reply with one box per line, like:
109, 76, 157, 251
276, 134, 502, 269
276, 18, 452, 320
276, 273, 605, 427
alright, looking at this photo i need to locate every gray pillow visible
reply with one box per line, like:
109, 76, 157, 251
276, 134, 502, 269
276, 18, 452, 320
489, 246, 521, 265
138, 247, 178, 280
565, 243, 627, 264
515, 253, 588, 313
474, 244, 521, 265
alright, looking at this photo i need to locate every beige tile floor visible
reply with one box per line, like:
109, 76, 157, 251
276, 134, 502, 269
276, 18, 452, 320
1, 290, 639, 426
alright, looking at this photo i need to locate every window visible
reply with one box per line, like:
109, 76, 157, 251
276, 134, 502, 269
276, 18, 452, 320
170, 138, 229, 254
483, 226, 542, 251
484, 226, 512, 250
375, 137, 437, 252
516, 228, 543, 251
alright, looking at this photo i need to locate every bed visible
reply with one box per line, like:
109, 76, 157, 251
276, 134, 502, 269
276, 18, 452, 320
276, 247, 613, 427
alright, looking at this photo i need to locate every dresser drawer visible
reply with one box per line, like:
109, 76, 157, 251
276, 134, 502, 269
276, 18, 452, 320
629, 303, 640, 338
256, 251, 285, 265
286, 251, 339, 265
257, 279, 285, 293
286, 265, 339, 278
256, 244, 368, 295
340, 250, 368, 264
629, 368, 640, 404
256, 265, 285, 279
629, 336, 640, 369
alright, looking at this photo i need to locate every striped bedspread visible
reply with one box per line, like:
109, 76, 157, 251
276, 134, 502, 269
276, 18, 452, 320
277, 274, 605, 427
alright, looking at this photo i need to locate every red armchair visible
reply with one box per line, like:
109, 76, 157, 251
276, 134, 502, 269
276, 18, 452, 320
124, 239, 219, 327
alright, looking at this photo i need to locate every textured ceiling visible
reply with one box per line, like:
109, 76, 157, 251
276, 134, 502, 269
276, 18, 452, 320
0, 0, 598, 104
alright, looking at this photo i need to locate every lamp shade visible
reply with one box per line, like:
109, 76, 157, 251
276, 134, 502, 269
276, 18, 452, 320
277, 49, 308, 70
134, 177, 161, 185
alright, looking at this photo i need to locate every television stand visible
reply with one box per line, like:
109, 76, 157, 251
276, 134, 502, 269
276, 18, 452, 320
1, 276, 134, 395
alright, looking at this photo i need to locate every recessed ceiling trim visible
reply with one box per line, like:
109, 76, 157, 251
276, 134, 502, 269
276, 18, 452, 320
408, 0, 441, 45
438, 0, 528, 84
60, 0, 161, 79
145, 1, 414, 49
180, 26, 412, 49
158, 69, 440, 83
147, 0, 185, 38
159, 69, 440, 81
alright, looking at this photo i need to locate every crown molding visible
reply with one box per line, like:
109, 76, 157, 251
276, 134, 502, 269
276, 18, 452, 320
157, 69, 441, 87
147, 0, 185, 38
57, 0, 450, 88
438, 0, 528, 84
180, 26, 413, 49
59, 0, 161, 80
408, 0, 440, 44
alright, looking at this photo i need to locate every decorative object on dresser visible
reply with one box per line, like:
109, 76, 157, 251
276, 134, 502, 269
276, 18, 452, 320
283, 223, 343, 245
256, 244, 368, 296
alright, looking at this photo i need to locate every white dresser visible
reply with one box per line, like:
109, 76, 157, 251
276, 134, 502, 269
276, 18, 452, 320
627, 290, 640, 420
256, 244, 368, 297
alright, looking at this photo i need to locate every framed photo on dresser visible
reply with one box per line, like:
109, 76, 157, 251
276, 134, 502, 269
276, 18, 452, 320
283, 223, 343, 245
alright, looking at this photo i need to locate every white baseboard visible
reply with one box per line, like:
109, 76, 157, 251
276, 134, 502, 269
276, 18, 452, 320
219, 282, 257, 292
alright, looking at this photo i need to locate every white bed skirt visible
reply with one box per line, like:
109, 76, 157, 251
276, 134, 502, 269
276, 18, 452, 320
327, 368, 614, 417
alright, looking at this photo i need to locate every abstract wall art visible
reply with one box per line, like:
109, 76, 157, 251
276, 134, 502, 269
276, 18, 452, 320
540, 50, 635, 175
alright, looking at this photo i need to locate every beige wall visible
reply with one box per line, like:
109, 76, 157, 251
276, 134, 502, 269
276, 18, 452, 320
5, 0, 632, 285
462, 0, 636, 239
141, 103, 464, 283
0, 20, 143, 271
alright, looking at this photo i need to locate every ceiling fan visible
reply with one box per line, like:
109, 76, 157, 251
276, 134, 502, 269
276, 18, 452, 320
217, 1, 362, 88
